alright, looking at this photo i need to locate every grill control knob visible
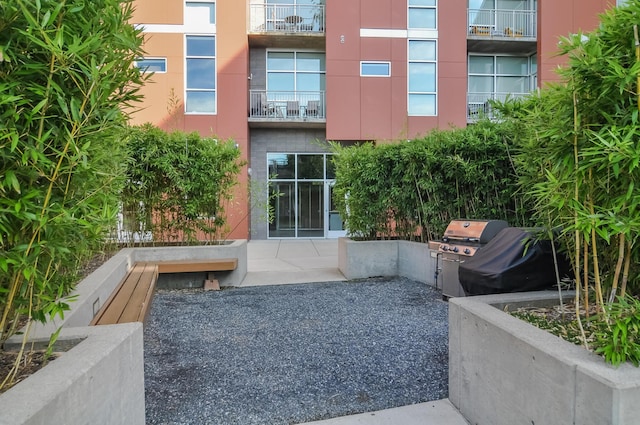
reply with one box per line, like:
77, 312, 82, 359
464, 248, 471, 255
452, 246, 459, 253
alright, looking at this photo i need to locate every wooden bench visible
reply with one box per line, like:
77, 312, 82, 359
90, 262, 159, 326
91, 258, 238, 326
156, 258, 237, 274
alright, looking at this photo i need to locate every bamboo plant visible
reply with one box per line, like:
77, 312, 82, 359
0, 0, 146, 390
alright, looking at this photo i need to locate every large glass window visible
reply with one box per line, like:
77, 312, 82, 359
468, 55, 535, 97
185, 1, 215, 25
267, 51, 326, 92
186, 35, 216, 113
408, 0, 437, 29
408, 39, 437, 115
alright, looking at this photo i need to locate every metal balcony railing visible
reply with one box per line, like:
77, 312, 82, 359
467, 92, 529, 121
468, 9, 537, 39
249, 4, 325, 34
249, 90, 326, 120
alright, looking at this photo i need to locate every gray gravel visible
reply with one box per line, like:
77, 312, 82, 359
144, 277, 449, 425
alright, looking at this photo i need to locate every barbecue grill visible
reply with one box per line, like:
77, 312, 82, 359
434, 219, 508, 298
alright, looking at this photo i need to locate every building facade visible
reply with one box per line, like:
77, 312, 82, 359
129, 0, 620, 240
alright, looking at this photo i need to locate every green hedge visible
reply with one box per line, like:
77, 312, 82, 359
121, 124, 243, 244
331, 120, 532, 241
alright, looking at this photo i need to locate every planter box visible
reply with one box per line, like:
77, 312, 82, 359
338, 237, 436, 285
10, 240, 248, 342
0, 324, 144, 425
449, 291, 640, 425
1, 240, 247, 424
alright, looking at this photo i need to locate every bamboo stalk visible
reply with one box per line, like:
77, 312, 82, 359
609, 232, 625, 304
572, 89, 588, 348
620, 239, 631, 297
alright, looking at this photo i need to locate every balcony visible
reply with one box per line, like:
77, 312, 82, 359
467, 92, 529, 122
249, 3, 325, 49
468, 9, 537, 54
249, 90, 326, 128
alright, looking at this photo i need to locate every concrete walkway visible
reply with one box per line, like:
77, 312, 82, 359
242, 239, 469, 425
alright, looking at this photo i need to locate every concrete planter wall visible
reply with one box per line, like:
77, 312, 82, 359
2, 240, 247, 425
338, 237, 436, 285
449, 291, 640, 425
0, 324, 144, 425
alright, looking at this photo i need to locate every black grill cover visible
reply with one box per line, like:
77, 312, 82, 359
458, 227, 571, 296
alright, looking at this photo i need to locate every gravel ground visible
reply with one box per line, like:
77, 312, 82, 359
144, 277, 449, 425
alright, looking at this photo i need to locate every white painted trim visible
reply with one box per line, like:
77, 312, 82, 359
360, 28, 438, 39
407, 29, 438, 39
360, 28, 408, 38
135, 23, 216, 35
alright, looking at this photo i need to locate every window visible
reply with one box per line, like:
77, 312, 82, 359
408, 40, 437, 115
134, 58, 167, 73
186, 35, 216, 114
185, 1, 215, 25
408, 0, 436, 29
468, 55, 535, 97
360, 62, 391, 77
266, 51, 326, 92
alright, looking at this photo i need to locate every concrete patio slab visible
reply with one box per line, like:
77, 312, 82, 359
299, 399, 469, 425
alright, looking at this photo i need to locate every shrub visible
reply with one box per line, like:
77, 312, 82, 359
0, 0, 146, 388
121, 124, 243, 244
331, 120, 531, 241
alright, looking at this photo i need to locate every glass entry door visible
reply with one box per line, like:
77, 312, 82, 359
297, 181, 324, 237
268, 153, 343, 238
326, 181, 346, 238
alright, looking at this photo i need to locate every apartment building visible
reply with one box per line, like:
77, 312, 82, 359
129, 0, 621, 240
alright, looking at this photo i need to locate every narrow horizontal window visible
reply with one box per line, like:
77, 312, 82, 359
360, 62, 391, 77
135, 58, 167, 73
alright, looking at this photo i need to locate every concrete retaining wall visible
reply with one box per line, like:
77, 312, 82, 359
338, 237, 436, 285
449, 292, 640, 425
10, 240, 248, 342
0, 324, 145, 425
1, 241, 248, 425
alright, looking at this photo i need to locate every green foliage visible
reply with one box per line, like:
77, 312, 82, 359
121, 124, 243, 244
498, 1, 640, 303
331, 120, 530, 241
0, 0, 146, 387
595, 295, 640, 366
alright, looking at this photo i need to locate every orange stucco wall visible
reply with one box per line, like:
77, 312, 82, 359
129, 0, 250, 240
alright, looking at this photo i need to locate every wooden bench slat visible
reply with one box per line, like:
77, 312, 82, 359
156, 258, 237, 274
118, 263, 159, 323
91, 257, 239, 326
91, 262, 158, 326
